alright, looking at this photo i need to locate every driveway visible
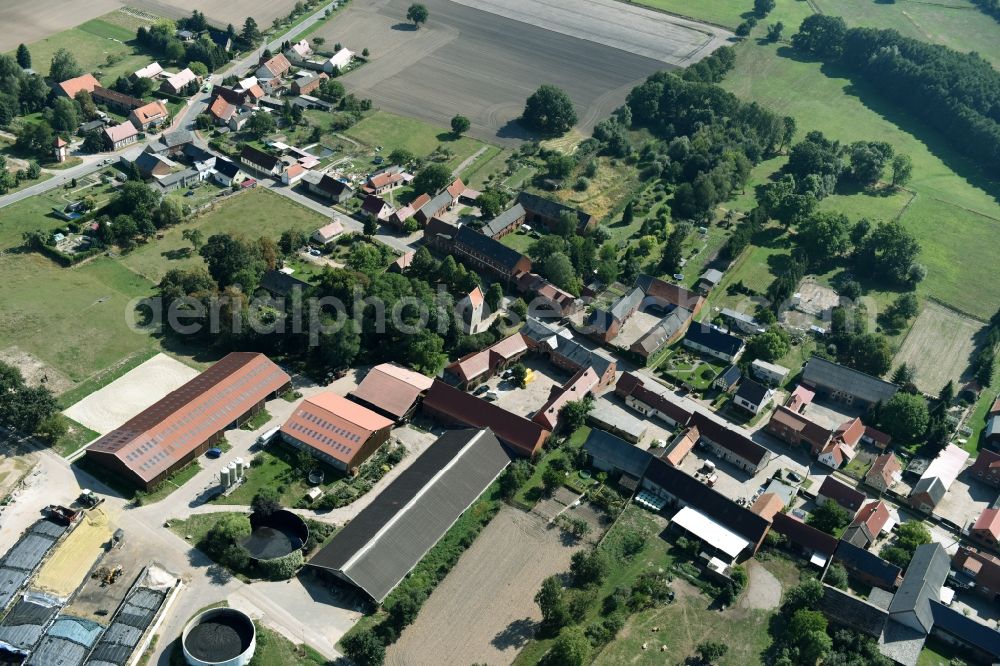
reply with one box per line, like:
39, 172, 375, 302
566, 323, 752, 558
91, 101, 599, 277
739, 560, 782, 611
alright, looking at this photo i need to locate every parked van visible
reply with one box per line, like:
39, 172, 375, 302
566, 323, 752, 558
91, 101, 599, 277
257, 426, 281, 445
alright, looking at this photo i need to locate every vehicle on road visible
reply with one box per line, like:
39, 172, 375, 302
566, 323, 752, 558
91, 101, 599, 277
474, 385, 490, 396
205, 447, 222, 459
484, 391, 499, 402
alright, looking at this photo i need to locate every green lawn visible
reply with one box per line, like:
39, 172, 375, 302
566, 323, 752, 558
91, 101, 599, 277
168, 511, 242, 546
593, 592, 773, 665
0, 177, 118, 249
634, 0, 1000, 66
660, 349, 727, 391
119, 188, 328, 283
52, 416, 99, 458
57, 348, 160, 407
499, 229, 536, 255
721, 38, 1000, 319
212, 441, 346, 508
843, 454, 872, 481
252, 624, 329, 666
164, 180, 227, 210
962, 381, 999, 454
812, 0, 1000, 68
240, 409, 272, 431
460, 145, 506, 188
631, 0, 813, 29
510, 426, 590, 510
342, 111, 488, 170
8, 9, 161, 83
0, 253, 156, 384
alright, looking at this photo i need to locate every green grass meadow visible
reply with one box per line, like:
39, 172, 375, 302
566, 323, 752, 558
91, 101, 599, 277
342, 111, 487, 170
120, 188, 328, 283
15, 12, 156, 84
721, 39, 1000, 319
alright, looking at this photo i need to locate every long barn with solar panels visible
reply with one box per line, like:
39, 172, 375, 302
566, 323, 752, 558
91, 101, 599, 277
84, 352, 290, 490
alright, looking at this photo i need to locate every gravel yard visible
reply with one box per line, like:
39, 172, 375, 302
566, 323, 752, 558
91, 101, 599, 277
386, 506, 583, 665
63, 353, 199, 435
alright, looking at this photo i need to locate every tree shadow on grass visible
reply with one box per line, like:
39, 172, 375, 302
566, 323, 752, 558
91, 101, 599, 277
391, 22, 417, 31
160, 248, 192, 261
772, 46, 1000, 206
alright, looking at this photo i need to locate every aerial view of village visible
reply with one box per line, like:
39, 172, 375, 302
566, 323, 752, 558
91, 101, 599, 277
2, 0, 1000, 664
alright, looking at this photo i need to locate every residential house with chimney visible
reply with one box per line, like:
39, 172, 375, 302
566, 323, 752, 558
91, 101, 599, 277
865, 452, 903, 494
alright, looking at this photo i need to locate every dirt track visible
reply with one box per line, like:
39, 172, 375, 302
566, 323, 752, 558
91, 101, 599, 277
323, 0, 731, 143
386, 506, 583, 665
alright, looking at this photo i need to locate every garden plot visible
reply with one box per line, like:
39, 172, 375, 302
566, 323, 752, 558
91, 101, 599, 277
63, 353, 198, 434
892, 301, 980, 394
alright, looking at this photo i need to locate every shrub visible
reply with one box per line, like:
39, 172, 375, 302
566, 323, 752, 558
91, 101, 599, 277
257, 550, 303, 580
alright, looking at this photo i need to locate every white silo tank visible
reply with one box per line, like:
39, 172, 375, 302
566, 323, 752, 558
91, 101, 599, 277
234, 457, 245, 479
220, 467, 231, 488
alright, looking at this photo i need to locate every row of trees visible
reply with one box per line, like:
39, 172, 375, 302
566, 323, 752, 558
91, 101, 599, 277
792, 15, 1000, 176
0, 155, 40, 194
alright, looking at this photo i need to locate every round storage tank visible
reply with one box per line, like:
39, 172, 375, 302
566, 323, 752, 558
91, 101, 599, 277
243, 509, 310, 563
181, 608, 256, 666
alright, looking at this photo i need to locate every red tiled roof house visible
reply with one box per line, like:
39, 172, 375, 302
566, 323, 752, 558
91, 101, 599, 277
280, 392, 394, 471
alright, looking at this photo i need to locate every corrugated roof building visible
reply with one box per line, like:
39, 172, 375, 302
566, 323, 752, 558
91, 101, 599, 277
307, 429, 511, 602
349, 363, 434, 422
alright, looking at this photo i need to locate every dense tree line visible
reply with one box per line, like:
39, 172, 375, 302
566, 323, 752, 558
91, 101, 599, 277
792, 15, 1000, 175
136, 19, 232, 72
681, 45, 736, 84
626, 72, 790, 222
153, 235, 531, 380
